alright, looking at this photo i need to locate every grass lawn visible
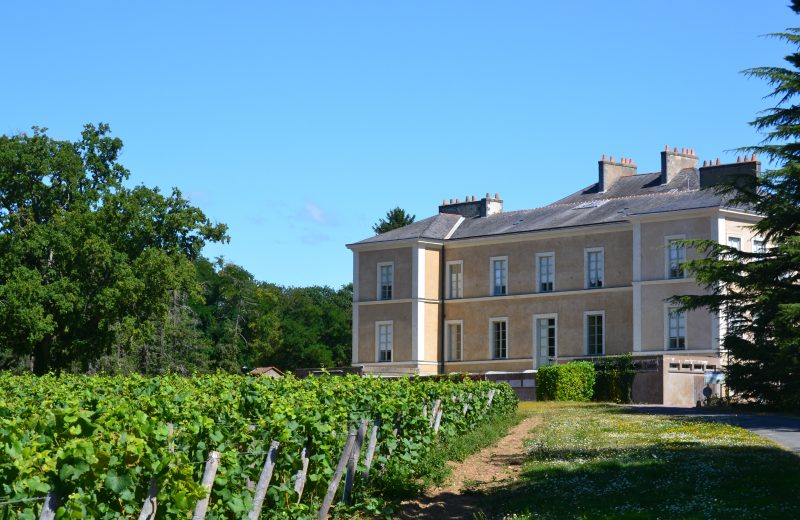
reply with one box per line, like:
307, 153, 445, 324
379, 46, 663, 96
480, 402, 800, 519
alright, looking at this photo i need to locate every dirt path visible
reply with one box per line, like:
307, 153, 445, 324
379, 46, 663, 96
396, 415, 540, 519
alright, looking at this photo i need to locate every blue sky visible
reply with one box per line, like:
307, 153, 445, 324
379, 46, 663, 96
1, 1, 794, 287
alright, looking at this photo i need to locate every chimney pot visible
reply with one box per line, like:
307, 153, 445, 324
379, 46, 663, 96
665, 144, 669, 151
716, 158, 721, 165
449, 198, 454, 204
602, 153, 606, 161
752, 153, 757, 161
442, 199, 447, 205
495, 193, 500, 199
456, 198, 460, 203
486, 192, 490, 198
609, 155, 614, 162
673, 147, 678, 153
703, 160, 707, 167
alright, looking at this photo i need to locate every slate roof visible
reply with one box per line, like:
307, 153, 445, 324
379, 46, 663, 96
352, 168, 750, 246
354, 213, 463, 245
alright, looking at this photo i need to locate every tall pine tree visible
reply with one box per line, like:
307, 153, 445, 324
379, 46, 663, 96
674, 3, 800, 408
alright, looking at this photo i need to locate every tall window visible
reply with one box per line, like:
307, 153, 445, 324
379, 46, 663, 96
490, 319, 508, 359
537, 253, 554, 292
446, 321, 463, 361
667, 307, 686, 350
753, 239, 766, 253
585, 249, 604, 288
667, 238, 686, 279
491, 257, 508, 296
378, 263, 393, 300
728, 236, 742, 250
585, 312, 604, 355
447, 261, 463, 299
535, 316, 557, 367
376, 322, 393, 362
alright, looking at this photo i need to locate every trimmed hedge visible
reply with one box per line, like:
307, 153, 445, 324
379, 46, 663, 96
593, 354, 636, 403
536, 361, 596, 401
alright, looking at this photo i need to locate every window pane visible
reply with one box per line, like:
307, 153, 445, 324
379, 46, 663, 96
380, 265, 393, 300
378, 323, 393, 361
448, 264, 463, 298
493, 259, 507, 295
493, 321, 507, 358
539, 255, 554, 292
668, 308, 686, 350
448, 323, 462, 361
728, 237, 741, 250
587, 314, 603, 355
668, 240, 685, 279
587, 251, 603, 288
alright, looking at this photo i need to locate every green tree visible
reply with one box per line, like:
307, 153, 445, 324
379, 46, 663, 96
0, 124, 228, 373
673, 5, 800, 408
372, 207, 415, 234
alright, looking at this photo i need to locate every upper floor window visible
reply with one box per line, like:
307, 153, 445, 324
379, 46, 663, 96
446, 321, 463, 361
376, 321, 393, 362
377, 262, 393, 300
585, 248, 604, 288
666, 307, 686, 350
490, 256, 508, 296
753, 238, 766, 254
536, 253, 555, 292
728, 236, 742, 250
446, 261, 463, 299
490, 318, 508, 359
666, 237, 686, 279
585, 311, 604, 355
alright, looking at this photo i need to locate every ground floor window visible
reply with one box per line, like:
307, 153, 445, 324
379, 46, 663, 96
490, 318, 508, 359
667, 307, 686, 350
535, 316, 557, 366
376, 321, 393, 362
585, 312, 604, 355
446, 321, 463, 361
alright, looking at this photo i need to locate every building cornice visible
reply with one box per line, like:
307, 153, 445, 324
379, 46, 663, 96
346, 238, 444, 252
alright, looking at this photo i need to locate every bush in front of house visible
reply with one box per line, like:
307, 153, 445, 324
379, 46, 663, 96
593, 354, 636, 403
536, 361, 596, 401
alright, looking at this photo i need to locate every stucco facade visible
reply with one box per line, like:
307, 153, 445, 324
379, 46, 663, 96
347, 147, 762, 404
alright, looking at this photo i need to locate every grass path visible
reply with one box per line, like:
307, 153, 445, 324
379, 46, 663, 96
396, 413, 540, 519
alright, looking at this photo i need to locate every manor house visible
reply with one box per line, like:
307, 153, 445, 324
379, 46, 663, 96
346, 147, 761, 405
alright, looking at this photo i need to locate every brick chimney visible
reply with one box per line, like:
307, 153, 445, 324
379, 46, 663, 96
439, 193, 503, 218
661, 146, 698, 184
598, 155, 636, 192
699, 154, 760, 189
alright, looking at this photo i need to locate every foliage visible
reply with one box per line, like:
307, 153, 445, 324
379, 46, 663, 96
483, 402, 800, 519
0, 373, 517, 518
672, 6, 800, 409
0, 124, 228, 374
371, 207, 416, 234
536, 362, 595, 401
592, 354, 635, 403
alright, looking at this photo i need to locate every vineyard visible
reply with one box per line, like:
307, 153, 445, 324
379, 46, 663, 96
0, 373, 517, 518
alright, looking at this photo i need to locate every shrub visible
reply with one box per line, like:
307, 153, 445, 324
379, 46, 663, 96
536, 362, 596, 401
593, 354, 636, 403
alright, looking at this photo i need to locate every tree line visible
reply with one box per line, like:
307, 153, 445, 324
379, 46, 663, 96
0, 125, 351, 375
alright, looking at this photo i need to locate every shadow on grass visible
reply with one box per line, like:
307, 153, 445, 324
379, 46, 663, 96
470, 440, 800, 519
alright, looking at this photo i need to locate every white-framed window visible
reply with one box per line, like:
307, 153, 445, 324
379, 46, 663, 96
533, 314, 557, 367
584, 311, 605, 355
585, 248, 604, 288
753, 238, 766, 254
446, 261, 463, 299
489, 318, 508, 359
665, 235, 686, 279
377, 262, 393, 300
375, 321, 393, 362
536, 252, 555, 292
445, 320, 463, 361
490, 256, 508, 296
727, 236, 742, 250
665, 306, 686, 350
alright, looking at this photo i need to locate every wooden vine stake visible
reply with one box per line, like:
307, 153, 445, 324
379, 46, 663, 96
487, 389, 496, 407
433, 405, 443, 434
139, 422, 174, 519
342, 420, 368, 504
362, 420, 380, 481
317, 429, 357, 519
192, 451, 221, 520
248, 441, 280, 519
38, 491, 58, 520
429, 399, 441, 428
462, 403, 470, 416
294, 446, 310, 503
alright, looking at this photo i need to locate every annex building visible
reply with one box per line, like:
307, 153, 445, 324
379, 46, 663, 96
346, 147, 762, 405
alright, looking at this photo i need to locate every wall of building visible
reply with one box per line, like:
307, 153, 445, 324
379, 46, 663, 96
423, 302, 440, 362
357, 248, 412, 301
356, 303, 411, 363
444, 288, 633, 364
640, 281, 712, 352
424, 248, 441, 300
445, 229, 633, 298
724, 216, 761, 251
639, 216, 711, 281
